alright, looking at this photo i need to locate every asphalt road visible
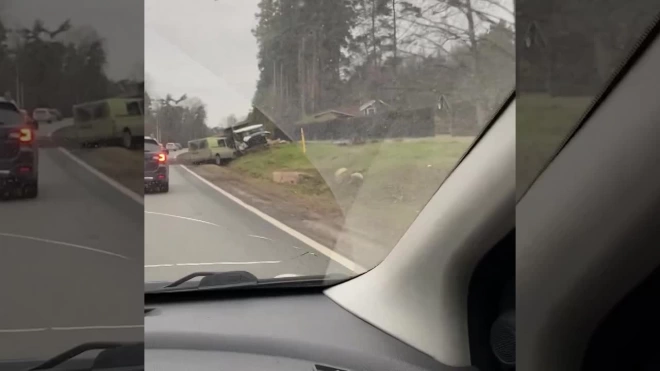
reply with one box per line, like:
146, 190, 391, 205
145, 163, 354, 283
0, 121, 143, 361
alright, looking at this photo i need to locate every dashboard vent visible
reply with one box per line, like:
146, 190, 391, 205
315, 365, 348, 371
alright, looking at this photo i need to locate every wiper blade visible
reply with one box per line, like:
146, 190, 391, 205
29, 341, 143, 370
167, 270, 259, 289
145, 270, 350, 294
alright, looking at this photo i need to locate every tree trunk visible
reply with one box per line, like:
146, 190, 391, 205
372, 0, 377, 68
465, 0, 486, 127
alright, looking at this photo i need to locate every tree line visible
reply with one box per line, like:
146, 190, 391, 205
250, 0, 514, 135
144, 91, 214, 146
0, 18, 137, 116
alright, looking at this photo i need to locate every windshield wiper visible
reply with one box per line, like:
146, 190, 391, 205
145, 270, 351, 294
28, 341, 143, 370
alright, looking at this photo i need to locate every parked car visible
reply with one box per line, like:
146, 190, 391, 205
1, 99, 39, 198
32, 108, 52, 123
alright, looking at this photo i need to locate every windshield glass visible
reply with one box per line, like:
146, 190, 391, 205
0, 0, 143, 361
517, 0, 660, 199
145, 140, 161, 152
144, 0, 514, 284
0, 105, 21, 125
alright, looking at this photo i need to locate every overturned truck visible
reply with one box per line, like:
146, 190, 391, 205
225, 123, 270, 154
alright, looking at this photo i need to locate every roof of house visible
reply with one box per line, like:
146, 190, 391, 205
298, 99, 389, 125
313, 109, 356, 118
359, 99, 391, 111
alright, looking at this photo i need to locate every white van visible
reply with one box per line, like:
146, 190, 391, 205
187, 136, 236, 165
73, 98, 144, 149
33, 108, 52, 123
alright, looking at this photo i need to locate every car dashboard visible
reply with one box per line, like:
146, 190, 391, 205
145, 291, 476, 371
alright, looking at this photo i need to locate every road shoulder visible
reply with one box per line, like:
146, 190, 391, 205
49, 125, 144, 197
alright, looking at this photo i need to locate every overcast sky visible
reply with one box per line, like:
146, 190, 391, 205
2, 0, 143, 80
146, 0, 260, 128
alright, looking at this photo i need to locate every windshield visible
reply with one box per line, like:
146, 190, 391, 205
0, 105, 21, 125
517, 0, 660, 199
145, 140, 162, 152
0, 0, 143, 362
144, 0, 514, 285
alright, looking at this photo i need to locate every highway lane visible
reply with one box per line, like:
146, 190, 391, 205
0, 130, 144, 361
145, 164, 354, 282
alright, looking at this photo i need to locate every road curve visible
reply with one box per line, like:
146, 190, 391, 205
0, 141, 143, 361
145, 164, 353, 282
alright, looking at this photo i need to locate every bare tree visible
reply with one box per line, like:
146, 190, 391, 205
399, 0, 514, 126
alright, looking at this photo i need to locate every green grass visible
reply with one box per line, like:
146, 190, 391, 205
517, 93, 594, 195
229, 136, 475, 248
231, 136, 474, 181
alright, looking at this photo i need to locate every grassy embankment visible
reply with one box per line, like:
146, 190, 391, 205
186, 135, 475, 251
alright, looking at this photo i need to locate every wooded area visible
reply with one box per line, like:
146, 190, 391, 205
0, 18, 140, 116
252, 0, 514, 137
149, 0, 515, 146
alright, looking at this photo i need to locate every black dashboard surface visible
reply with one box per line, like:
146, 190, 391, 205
145, 292, 476, 371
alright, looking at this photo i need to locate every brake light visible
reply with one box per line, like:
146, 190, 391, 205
153, 153, 166, 163
19, 128, 32, 142
9, 128, 33, 143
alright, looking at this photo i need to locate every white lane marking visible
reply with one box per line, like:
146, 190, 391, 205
0, 232, 130, 260
52, 325, 144, 331
145, 211, 220, 227
179, 165, 366, 273
248, 234, 274, 241
145, 260, 282, 268
57, 147, 143, 205
0, 328, 47, 333
0, 325, 143, 333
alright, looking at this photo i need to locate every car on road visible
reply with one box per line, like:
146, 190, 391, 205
32, 107, 53, 124
166, 142, 178, 152
0, 98, 38, 199
144, 136, 169, 193
187, 136, 236, 166
49, 108, 63, 121
73, 98, 145, 149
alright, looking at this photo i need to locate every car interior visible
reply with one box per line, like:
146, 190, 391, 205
143, 93, 515, 371
517, 19, 660, 371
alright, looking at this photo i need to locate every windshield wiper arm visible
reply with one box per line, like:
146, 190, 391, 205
146, 270, 351, 294
29, 341, 143, 370
166, 270, 259, 289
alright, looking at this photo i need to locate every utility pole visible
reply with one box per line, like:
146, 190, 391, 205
7, 29, 23, 107
156, 112, 161, 142
15, 67, 20, 107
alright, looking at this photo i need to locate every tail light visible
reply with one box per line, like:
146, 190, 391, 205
153, 153, 167, 163
9, 128, 33, 144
